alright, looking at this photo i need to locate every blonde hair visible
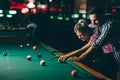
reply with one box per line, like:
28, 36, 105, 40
74, 19, 89, 34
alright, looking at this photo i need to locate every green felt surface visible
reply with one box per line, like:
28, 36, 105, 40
0, 43, 99, 80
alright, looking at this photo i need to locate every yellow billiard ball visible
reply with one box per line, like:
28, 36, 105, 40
40, 60, 46, 66
33, 45, 37, 50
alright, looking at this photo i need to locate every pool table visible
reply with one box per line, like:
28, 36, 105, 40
0, 42, 111, 80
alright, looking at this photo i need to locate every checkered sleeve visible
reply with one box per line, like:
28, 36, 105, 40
112, 46, 120, 64
92, 20, 113, 49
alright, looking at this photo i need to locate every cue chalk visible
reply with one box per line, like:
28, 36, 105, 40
48, 55, 60, 60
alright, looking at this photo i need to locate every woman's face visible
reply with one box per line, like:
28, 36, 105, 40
75, 30, 89, 41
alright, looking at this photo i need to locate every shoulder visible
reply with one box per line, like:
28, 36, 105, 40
105, 13, 114, 19
103, 13, 118, 27
105, 13, 120, 22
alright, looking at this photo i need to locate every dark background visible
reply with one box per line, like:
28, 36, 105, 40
0, 0, 120, 53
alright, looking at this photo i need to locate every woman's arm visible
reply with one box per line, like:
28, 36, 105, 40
78, 45, 93, 60
58, 43, 91, 62
65, 43, 91, 58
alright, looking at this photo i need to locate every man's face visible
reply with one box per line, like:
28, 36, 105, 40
75, 30, 89, 41
89, 14, 99, 27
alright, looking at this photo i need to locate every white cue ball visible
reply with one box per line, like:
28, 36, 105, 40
27, 55, 32, 60
40, 60, 46, 66
26, 43, 30, 46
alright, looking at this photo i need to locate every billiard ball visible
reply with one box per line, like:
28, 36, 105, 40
3, 52, 7, 56
33, 45, 37, 50
92, 60, 96, 63
40, 60, 46, 66
26, 43, 30, 46
37, 53, 42, 58
20, 44, 23, 48
71, 69, 78, 77
27, 55, 32, 60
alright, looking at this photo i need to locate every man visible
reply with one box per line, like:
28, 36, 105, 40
88, 7, 120, 65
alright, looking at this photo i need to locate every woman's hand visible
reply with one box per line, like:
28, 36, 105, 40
58, 55, 68, 63
68, 56, 81, 61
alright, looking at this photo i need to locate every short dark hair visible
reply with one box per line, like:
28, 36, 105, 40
88, 6, 105, 19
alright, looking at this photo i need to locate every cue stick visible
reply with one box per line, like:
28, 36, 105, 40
48, 48, 82, 61
41, 43, 111, 79
48, 49, 81, 60
48, 55, 60, 60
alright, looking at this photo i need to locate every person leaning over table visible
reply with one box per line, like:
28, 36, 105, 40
58, 19, 119, 79
57, 6, 102, 62
58, 6, 120, 65
58, 6, 120, 80
58, 19, 98, 62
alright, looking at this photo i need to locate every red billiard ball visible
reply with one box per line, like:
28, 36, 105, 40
71, 69, 78, 77
33, 45, 37, 50
27, 55, 32, 60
